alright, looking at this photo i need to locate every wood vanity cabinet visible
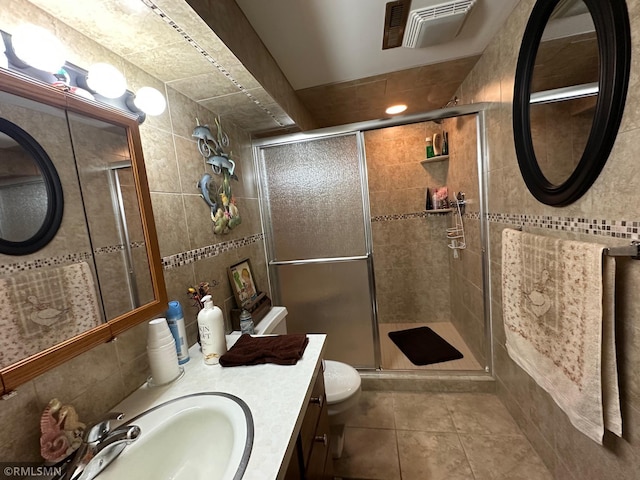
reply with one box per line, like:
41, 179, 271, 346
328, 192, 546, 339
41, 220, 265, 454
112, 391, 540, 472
285, 362, 334, 480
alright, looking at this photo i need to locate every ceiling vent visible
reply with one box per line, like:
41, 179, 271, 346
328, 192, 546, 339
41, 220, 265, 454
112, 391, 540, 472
402, 0, 476, 48
382, 0, 411, 50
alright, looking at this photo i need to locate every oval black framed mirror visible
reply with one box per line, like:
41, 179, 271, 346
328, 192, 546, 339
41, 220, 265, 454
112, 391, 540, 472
0, 117, 63, 254
513, 0, 631, 206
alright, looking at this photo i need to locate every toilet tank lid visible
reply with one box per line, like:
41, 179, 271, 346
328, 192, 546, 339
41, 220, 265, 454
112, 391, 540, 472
323, 360, 361, 403
253, 306, 288, 334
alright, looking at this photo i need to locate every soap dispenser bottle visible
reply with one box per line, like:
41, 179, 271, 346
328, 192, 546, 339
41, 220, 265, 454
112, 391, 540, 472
197, 295, 227, 365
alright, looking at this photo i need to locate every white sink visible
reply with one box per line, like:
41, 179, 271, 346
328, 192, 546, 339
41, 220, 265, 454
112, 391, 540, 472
98, 393, 253, 480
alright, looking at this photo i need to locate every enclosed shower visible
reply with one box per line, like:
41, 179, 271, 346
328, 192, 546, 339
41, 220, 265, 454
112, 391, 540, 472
255, 105, 491, 374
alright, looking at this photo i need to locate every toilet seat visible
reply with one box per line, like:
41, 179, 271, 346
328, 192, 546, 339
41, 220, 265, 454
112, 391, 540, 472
323, 360, 361, 404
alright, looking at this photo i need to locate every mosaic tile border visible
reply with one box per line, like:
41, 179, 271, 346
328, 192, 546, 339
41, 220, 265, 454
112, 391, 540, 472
1, 242, 149, 276
488, 213, 640, 241
4, 213, 632, 274
1, 234, 262, 276
370, 209, 637, 242
371, 210, 453, 222
0, 252, 93, 276
142, 0, 284, 127
162, 233, 264, 270
93, 242, 146, 255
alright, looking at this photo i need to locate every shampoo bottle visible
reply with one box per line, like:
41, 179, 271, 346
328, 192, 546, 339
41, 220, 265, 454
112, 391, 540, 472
425, 137, 435, 158
432, 133, 442, 156
197, 295, 227, 365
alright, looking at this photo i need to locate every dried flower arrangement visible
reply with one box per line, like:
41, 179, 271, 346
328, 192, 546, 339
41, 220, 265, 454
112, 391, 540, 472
187, 282, 210, 311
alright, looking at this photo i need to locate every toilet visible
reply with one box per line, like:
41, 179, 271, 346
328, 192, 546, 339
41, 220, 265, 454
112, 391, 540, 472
254, 306, 361, 459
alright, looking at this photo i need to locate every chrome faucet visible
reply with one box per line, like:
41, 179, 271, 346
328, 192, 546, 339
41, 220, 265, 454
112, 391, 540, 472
62, 412, 140, 480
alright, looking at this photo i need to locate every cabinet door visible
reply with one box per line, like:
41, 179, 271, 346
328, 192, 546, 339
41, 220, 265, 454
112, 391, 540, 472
284, 441, 303, 480
305, 402, 332, 480
300, 370, 325, 467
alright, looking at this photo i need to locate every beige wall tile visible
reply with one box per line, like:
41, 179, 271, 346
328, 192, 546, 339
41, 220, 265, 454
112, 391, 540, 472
140, 126, 180, 193
0, 1, 268, 464
452, 0, 640, 475
0, 382, 41, 461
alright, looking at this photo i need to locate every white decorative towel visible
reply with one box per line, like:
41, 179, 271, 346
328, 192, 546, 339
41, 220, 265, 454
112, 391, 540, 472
0, 261, 103, 367
502, 228, 621, 444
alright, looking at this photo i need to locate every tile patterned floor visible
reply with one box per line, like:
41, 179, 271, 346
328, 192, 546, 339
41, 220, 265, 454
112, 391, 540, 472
333, 391, 553, 480
379, 322, 484, 371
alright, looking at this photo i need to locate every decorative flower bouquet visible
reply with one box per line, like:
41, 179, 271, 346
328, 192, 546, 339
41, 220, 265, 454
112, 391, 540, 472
187, 282, 210, 310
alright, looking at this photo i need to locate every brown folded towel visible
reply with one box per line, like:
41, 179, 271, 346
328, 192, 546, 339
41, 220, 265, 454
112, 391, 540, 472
220, 334, 309, 367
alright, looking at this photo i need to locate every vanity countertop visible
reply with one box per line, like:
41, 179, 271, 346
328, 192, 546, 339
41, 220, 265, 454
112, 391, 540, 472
109, 333, 327, 480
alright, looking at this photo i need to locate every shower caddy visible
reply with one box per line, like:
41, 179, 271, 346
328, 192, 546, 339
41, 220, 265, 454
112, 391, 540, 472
447, 192, 466, 258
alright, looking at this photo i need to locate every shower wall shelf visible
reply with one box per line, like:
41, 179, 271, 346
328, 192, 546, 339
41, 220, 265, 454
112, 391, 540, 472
426, 208, 453, 213
421, 155, 449, 165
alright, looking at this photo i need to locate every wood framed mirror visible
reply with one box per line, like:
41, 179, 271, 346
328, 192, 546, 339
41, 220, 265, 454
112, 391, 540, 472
512, 0, 631, 206
0, 69, 167, 393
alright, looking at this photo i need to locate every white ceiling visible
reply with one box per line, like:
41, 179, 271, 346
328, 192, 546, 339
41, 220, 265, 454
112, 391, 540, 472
236, 0, 520, 90
13, 0, 523, 132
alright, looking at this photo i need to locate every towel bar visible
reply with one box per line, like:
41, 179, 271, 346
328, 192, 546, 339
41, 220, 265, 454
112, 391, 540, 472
511, 227, 638, 258
604, 241, 640, 259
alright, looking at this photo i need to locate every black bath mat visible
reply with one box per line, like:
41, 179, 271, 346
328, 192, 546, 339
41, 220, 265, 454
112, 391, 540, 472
388, 326, 463, 366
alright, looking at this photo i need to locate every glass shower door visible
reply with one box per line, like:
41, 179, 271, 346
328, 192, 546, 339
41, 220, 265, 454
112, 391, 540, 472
258, 134, 377, 368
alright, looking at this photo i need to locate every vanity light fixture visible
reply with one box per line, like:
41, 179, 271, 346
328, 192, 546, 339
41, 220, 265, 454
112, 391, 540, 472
131, 86, 167, 116
0, 27, 167, 124
10, 24, 67, 73
82, 63, 128, 99
385, 104, 408, 115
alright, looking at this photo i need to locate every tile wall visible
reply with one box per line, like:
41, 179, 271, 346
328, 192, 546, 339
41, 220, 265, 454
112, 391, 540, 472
443, 114, 486, 366
364, 117, 487, 367
530, 98, 595, 186
365, 122, 452, 325
297, 56, 480, 128
68, 117, 154, 320
455, 0, 640, 477
0, 0, 266, 461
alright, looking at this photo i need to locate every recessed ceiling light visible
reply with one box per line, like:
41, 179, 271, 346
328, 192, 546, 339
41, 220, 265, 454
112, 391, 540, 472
385, 104, 407, 115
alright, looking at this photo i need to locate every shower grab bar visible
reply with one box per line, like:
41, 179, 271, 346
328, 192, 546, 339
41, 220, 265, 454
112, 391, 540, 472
604, 241, 640, 259
270, 255, 370, 266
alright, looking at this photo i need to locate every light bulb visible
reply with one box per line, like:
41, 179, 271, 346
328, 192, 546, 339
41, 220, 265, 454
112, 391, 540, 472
11, 24, 66, 73
385, 104, 407, 115
133, 87, 166, 116
86, 63, 127, 99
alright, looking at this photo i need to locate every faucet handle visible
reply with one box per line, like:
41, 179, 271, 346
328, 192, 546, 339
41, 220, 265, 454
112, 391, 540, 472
85, 412, 125, 443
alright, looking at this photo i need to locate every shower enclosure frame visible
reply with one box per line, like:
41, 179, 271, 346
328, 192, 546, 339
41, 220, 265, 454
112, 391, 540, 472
253, 103, 494, 375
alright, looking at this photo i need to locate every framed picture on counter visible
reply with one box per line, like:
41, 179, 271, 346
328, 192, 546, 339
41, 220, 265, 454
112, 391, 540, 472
228, 258, 258, 308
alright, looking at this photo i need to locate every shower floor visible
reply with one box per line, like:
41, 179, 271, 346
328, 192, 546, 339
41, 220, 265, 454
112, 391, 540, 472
378, 322, 483, 371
